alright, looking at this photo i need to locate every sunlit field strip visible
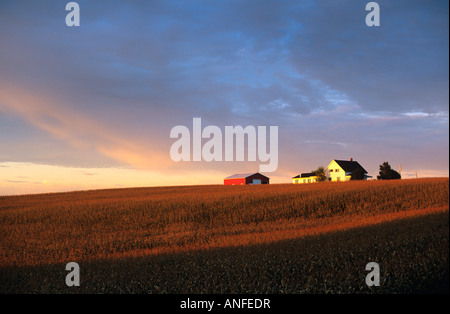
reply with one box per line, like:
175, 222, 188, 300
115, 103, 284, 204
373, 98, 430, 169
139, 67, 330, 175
93, 206, 449, 260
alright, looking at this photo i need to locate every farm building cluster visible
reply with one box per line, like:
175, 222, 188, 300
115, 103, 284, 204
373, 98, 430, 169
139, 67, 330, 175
224, 158, 371, 185
292, 159, 371, 184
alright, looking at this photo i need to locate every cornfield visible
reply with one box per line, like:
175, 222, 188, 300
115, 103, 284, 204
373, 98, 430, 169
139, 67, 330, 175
0, 178, 448, 293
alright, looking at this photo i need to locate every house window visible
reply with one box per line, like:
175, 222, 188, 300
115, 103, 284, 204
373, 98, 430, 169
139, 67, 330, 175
335, 169, 339, 172
308, 179, 311, 183
329, 169, 333, 172
337, 177, 340, 181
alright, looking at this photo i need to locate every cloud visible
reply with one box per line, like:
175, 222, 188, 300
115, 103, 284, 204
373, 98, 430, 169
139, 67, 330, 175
286, 0, 449, 114
5, 180, 33, 184
0, 81, 171, 170
81, 172, 97, 176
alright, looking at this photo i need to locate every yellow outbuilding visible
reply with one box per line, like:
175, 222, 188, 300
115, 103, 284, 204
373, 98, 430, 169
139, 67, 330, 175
292, 172, 319, 184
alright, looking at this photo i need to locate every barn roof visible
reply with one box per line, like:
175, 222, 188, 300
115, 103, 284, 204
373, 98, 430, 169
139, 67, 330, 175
333, 160, 368, 173
224, 172, 269, 179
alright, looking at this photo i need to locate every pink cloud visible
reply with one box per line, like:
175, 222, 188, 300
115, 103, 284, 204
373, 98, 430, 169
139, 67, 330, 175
0, 80, 171, 170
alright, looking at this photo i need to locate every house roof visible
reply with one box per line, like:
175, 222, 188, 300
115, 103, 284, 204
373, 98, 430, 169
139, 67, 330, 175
333, 160, 367, 173
293, 172, 317, 179
224, 172, 269, 179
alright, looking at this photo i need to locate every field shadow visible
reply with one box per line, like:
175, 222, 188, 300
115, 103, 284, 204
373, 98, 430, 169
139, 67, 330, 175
1, 211, 448, 294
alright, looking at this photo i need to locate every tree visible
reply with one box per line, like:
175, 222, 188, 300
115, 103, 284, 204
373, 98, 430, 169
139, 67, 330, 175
377, 162, 401, 180
351, 167, 366, 180
312, 166, 327, 182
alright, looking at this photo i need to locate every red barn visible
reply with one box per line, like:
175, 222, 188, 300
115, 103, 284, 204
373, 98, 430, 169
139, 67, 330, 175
224, 173, 270, 185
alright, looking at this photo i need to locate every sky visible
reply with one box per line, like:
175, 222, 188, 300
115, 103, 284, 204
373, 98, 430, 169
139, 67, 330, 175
0, 0, 448, 195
